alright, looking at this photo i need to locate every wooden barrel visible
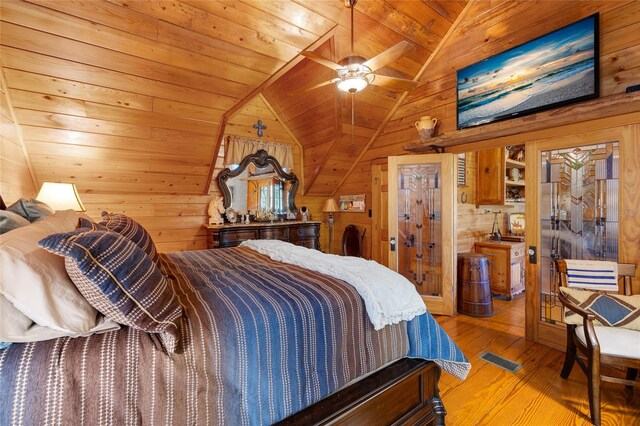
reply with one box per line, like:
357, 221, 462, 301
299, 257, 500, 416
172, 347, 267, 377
457, 253, 493, 317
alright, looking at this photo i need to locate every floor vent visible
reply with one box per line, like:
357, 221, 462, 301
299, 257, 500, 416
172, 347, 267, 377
478, 351, 523, 373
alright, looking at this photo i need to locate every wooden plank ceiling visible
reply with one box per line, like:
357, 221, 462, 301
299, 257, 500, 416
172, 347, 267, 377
0, 0, 465, 196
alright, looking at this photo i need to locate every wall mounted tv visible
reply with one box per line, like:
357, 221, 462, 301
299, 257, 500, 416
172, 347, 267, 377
456, 14, 599, 130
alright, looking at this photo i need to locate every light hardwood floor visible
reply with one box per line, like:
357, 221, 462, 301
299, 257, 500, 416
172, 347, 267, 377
435, 296, 640, 425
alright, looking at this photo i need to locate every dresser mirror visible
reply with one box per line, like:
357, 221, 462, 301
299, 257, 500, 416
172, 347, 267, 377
217, 149, 298, 219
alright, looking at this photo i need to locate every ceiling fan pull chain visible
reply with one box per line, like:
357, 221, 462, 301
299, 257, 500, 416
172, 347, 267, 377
352, 93, 355, 127
351, 93, 355, 146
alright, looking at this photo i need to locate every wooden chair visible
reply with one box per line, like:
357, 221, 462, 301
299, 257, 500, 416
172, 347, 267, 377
556, 259, 639, 425
341, 225, 365, 257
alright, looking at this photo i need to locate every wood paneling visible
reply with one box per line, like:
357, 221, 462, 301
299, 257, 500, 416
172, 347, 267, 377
0, 70, 36, 203
0, 0, 336, 249
340, 0, 640, 261
368, 1, 640, 159
2, 0, 639, 259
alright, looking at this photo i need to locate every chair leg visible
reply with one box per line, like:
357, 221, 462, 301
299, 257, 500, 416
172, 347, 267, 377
587, 353, 601, 426
560, 327, 576, 379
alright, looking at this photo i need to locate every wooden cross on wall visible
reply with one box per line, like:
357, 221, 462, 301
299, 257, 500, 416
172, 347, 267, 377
253, 119, 267, 138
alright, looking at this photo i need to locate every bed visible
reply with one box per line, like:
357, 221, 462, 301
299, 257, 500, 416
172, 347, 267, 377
0, 202, 469, 425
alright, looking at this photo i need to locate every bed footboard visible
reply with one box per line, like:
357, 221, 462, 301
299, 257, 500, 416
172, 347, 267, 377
276, 358, 445, 426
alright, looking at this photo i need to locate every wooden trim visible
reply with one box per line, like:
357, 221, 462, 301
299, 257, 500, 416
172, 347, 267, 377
259, 93, 306, 193
388, 153, 457, 315
404, 92, 640, 152
331, 0, 475, 196
276, 358, 444, 426
203, 25, 338, 194
0, 68, 38, 190
227, 25, 339, 120
524, 140, 539, 343
525, 126, 634, 348
204, 114, 228, 194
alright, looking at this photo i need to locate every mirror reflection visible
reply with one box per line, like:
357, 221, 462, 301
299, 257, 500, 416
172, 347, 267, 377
217, 149, 298, 220
226, 164, 290, 215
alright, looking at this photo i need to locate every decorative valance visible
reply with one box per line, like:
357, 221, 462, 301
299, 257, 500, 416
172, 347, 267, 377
224, 136, 293, 171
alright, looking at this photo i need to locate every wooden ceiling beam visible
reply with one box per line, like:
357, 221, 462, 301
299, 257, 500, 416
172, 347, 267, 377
330, 0, 475, 197
0, 68, 38, 190
203, 24, 338, 194
259, 93, 307, 194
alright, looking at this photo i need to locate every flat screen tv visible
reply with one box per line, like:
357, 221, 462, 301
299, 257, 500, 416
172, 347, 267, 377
456, 14, 599, 130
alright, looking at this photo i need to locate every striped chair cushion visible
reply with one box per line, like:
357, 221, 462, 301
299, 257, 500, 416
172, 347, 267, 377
560, 287, 640, 331
39, 228, 182, 352
99, 212, 160, 266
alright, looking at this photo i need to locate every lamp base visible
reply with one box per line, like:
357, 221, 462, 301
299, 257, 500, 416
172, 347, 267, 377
328, 213, 334, 254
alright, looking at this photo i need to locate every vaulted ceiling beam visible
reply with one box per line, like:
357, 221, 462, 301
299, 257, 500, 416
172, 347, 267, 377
258, 93, 306, 194
0, 68, 38, 190
204, 24, 338, 194
330, 0, 476, 196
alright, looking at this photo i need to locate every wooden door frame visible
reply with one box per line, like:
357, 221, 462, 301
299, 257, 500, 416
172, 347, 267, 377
371, 159, 389, 267
388, 154, 457, 315
525, 125, 634, 350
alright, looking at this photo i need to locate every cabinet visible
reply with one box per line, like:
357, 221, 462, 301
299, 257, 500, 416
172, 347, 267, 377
205, 221, 320, 250
476, 146, 525, 206
474, 241, 525, 300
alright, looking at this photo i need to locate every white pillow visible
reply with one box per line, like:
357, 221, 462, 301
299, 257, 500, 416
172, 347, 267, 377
0, 294, 118, 342
0, 210, 119, 342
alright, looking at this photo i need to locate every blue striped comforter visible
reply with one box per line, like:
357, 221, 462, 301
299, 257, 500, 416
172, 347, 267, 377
0, 246, 469, 425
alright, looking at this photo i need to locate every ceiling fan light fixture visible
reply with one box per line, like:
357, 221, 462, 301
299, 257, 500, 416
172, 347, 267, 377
337, 76, 369, 93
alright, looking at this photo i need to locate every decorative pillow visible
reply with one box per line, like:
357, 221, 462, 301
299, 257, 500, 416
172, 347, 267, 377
0, 210, 30, 234
39, 228, 182, 352
0, 210, 117, 340
6, 198, 54, 222
0, 293, 118, 343
99, 212, 160, 265
78, 217, 107, 231
560, 287, 640, 331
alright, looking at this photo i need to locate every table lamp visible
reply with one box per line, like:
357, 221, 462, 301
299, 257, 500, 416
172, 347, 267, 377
35, 182, 86, 211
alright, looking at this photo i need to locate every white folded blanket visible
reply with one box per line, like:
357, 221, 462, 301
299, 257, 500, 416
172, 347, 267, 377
564, 259, 618, 291
241, 240, 426, 330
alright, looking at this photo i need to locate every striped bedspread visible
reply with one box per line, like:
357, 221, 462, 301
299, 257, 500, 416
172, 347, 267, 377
0, 247, 469, 425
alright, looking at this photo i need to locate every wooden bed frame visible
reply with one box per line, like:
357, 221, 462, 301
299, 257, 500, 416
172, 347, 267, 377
277, 358, 445, 426
1, 195, 445, 425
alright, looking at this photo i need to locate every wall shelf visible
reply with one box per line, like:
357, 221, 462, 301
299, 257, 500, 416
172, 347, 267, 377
403, 91, 640, 152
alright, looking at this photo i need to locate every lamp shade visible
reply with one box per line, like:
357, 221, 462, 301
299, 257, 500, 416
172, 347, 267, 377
322, 198, 340, 213
337, 76, 368, 93
36, 182, 86, 212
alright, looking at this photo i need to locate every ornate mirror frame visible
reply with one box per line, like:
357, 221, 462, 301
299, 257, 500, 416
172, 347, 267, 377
217, 149, 299, 213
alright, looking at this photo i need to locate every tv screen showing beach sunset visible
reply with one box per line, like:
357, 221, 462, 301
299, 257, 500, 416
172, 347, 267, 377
457, 14, 598, 130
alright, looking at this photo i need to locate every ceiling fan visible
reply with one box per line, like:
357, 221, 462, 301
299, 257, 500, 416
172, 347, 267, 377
290, 0, 418, 95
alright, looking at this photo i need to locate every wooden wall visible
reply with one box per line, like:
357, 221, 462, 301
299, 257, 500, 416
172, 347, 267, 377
0, 0, 338, 252
335, 1, 640, 260
1, 72, 36, 203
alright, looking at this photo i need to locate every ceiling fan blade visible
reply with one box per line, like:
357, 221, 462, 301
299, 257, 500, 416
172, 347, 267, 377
369, 74, 418, 92
289, 78, 340, 96
301, 51, 344, 71
363, 40, 415, 72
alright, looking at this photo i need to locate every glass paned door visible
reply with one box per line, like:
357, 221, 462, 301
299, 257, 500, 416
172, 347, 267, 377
388, 154, 456, 315
396, 164, 443, 295
539, 142, 619, 325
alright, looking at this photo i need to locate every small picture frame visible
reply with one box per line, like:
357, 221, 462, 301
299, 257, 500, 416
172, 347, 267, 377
338, 194, 365, 212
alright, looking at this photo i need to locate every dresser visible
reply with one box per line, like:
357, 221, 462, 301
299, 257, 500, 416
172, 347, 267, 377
205, 221, 321, 250
474, 240, 526, 300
